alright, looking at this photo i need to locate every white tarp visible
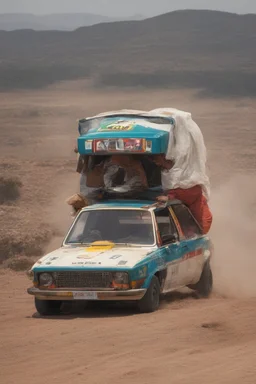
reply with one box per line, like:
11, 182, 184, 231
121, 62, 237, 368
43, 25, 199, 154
150, 108, 210, 200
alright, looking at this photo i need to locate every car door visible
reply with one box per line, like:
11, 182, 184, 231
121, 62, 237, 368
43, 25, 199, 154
169, 203, 206, 286
154, 207, 188, 293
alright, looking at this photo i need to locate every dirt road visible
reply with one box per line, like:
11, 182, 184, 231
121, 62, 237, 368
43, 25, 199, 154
1, 83, 256, 383
1, 270, 256, 384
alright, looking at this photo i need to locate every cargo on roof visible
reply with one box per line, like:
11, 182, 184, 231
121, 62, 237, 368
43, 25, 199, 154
75, 107, 210, 203
77, 110, 175, 156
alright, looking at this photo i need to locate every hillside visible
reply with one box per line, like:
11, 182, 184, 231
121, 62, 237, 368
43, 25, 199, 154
0, 13, 144, 31
0, 10, 255, 96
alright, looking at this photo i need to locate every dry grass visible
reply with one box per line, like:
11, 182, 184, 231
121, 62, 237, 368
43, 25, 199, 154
0, 176, 22, 204
97, 70, 256, 98
0, 203, 53, 262
3, 256, 37, 271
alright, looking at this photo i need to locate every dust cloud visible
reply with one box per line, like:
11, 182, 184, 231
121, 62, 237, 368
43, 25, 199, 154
44, 173, 80, 253
211, 174, 256, 297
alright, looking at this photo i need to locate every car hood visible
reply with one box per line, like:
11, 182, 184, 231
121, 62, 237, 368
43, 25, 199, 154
32, 244, 155, 270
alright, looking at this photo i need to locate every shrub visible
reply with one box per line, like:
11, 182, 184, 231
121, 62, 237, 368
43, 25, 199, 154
0, 177, 22, 204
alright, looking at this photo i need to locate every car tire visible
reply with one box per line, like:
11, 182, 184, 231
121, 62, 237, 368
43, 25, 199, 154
190, 260, 213, 298
138, 275, 160, 313
35, 298, 62, 316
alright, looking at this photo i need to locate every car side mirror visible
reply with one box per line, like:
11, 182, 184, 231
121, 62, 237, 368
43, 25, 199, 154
161, 233, 178, 245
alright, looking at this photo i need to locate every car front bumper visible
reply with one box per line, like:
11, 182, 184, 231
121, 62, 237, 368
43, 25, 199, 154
27, 287, 146, 301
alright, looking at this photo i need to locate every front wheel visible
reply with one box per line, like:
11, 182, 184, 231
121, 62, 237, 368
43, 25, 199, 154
189, 260, 213, 298
138, 276, 160, 313
35, 298, 62, 316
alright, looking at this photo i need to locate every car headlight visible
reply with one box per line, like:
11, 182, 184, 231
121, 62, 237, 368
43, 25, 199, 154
39, 273, 53, 287
113, 272, 129, 284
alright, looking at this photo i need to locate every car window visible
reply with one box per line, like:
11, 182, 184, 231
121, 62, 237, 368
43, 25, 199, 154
172, 204, 202, 238
155, 208, 178, 244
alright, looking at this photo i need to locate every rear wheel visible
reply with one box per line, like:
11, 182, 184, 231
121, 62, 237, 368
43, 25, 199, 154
138, 276, 160, 313
35, 298, 62, 316
190, 260, 213, 298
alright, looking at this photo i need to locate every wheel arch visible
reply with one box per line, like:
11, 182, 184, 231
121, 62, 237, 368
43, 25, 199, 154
154, 269, 167, 291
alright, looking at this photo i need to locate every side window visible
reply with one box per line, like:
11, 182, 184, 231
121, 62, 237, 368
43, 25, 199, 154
172, 204, 202, 238
155, 208, 178, 244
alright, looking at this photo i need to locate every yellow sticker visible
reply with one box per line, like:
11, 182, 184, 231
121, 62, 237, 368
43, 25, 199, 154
98, 123, 133, 132
86, 241, 115, 252
77, 254, 94, 259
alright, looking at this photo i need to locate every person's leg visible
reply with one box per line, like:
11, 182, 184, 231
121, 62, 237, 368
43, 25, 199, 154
167, 186, 201, 205
190, 196, 213, 234
168, 186, 212, 234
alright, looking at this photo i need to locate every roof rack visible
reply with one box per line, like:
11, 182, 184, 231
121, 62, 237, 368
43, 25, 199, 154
99, 187, 163, 201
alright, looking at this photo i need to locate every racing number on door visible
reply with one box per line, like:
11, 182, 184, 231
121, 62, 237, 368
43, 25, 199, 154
164, 262, 180, 291
171, 264, 179, 277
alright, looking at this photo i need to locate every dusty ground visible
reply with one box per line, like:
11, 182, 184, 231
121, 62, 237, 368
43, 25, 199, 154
1, 81, 256, 383
1, 271, 256, 384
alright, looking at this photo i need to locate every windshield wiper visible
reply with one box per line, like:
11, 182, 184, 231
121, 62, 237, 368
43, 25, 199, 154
67, 241, 90, 246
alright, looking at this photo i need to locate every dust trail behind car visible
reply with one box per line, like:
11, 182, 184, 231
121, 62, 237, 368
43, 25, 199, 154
211, 174, 256, 297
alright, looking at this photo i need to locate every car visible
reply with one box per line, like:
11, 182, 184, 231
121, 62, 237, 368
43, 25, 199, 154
27, 199, 213, 315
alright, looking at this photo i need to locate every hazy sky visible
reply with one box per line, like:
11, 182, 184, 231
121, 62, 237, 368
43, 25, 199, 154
1, 0, 256, 17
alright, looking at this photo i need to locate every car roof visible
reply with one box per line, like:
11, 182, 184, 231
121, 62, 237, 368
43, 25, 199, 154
81, 199, 182, 212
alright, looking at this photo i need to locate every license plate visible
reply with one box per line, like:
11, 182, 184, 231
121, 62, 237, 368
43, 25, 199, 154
72, 291, 98, 300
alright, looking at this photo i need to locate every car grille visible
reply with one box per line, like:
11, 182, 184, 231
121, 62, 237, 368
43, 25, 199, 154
53, 271, 113, 289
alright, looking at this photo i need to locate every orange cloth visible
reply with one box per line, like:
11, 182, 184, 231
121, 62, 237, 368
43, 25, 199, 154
168, 185, 212, 234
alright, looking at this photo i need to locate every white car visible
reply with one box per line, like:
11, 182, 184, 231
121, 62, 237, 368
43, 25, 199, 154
27, 199, 213, 315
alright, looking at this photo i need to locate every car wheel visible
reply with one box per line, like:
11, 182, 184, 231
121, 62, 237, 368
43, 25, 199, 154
138, 275, 160, 313
190, 260, 213, 298
35, 298, 62, 316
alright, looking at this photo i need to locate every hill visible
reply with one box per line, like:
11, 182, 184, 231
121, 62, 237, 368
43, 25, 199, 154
0, 13, 144, 31
0, 10, 255, 96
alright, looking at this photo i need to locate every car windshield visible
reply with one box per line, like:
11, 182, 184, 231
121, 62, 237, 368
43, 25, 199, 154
65, 209, 155, 246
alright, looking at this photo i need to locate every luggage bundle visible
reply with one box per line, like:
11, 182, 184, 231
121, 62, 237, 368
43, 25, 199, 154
68, 108, 212, 233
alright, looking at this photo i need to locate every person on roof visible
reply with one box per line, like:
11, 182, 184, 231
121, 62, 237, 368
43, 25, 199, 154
75, 142, 148, 198
103, 155, 148, 193
152, 154, 212, 234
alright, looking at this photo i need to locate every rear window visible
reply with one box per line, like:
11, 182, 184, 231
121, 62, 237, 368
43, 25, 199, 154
172, 204, 202, 238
